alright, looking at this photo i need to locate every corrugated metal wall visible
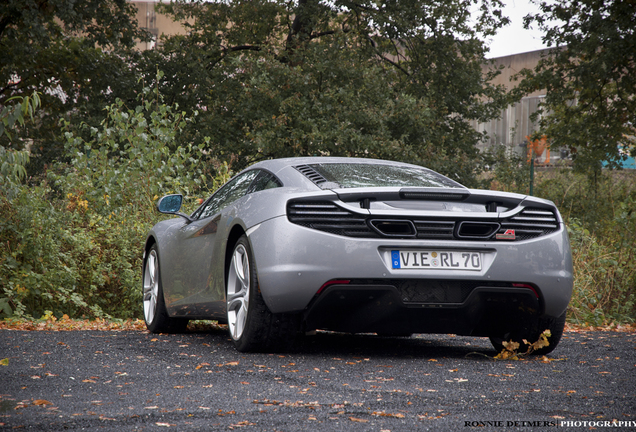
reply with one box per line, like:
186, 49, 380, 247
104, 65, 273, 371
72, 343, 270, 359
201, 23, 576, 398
471, 96, 545, 155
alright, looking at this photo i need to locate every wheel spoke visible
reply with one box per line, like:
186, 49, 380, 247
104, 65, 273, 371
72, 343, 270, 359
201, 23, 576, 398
143, 251, 159, 324
227, 244, 250, 340
235, 303, 247, 338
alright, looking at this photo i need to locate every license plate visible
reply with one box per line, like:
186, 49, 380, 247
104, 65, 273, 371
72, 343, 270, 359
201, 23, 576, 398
391, 250, 482, 270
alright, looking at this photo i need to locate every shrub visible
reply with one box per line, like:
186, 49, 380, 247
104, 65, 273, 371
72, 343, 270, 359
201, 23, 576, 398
0, 83, 212, 319
568, 218, 636, 325
532, 169, 636, 324
481, 153, 636, 325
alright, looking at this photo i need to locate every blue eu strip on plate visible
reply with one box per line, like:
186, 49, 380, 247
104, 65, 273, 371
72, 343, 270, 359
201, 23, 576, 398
391, 250, 401, 269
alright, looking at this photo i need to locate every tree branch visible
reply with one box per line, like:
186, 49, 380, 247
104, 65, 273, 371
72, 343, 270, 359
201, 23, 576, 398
366, 36, 410, 76
205, 45, 262, 70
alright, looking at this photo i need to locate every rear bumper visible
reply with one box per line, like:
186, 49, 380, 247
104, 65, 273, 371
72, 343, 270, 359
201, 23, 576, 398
304, 283, 541, 337
248, 215, 573, 322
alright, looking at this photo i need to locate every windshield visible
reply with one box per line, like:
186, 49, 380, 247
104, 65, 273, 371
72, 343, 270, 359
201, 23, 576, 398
307, 163, 464, 189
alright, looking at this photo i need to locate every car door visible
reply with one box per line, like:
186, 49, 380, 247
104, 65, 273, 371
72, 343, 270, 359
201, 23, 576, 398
163, 170, 261, 317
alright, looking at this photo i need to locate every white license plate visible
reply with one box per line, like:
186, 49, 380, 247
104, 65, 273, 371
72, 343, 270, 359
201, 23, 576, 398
391, 250, 482, 270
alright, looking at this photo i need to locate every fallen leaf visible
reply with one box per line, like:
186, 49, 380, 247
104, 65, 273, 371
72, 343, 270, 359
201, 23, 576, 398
33, 400, 52, 406
1, 358, 9, 366
350, 417, 369, 423
372, 411, 405, 418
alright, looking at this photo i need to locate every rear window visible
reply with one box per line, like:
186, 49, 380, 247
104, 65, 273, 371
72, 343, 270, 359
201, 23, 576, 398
306, 163, 464, 189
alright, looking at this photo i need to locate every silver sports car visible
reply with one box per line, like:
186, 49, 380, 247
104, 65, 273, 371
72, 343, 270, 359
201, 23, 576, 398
142, 157, 572, 354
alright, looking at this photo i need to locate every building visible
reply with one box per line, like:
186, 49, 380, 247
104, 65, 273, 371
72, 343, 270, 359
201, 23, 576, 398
130, 0, 188, 51
470, 49, 559, 164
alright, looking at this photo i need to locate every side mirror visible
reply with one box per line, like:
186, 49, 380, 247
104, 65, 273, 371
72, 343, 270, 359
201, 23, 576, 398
156, 194, 192, 223
157, 194, 183, 213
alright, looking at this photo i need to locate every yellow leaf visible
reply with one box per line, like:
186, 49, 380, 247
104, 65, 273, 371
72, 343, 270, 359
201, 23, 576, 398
494, 350, 518, 361
0, 358, 8, 366
502, 340, 520, 352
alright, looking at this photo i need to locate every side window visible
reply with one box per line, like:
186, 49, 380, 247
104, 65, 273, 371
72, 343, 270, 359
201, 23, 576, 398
248, 171, 282, 194
198, 170, 260, 219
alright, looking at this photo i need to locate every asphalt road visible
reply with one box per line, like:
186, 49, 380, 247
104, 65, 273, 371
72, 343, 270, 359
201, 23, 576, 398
1, 327, 634, 431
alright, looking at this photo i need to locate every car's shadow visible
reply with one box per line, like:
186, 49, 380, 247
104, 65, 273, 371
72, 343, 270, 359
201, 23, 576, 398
299, 331, 497, 359
183, 323, 498, 360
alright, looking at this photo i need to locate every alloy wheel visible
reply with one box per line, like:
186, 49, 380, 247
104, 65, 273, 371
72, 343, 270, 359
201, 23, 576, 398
227, 244, 250, 340
143, 249, 159, 324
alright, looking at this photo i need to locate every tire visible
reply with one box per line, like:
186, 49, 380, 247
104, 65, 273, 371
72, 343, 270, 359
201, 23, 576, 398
143, 245, 188, 333
226, 235, 300, 352
490, 311, 567, 355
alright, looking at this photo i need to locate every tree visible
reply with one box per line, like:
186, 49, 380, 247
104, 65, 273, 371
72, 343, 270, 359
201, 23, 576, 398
146, 0, 511, 185
513, 0, 636, 173
0, 0, 150, 172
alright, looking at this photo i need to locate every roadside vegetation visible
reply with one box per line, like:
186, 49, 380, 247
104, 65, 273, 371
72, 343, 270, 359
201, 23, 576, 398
1, 0, 634, 327
486, 148, 636, 326
0, 83, 224, 320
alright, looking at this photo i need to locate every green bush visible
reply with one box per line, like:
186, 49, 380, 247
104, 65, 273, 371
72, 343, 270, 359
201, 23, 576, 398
482, 157, 636, 325
567, 217, 636, 325
480, 144, 531, 194
0, 84, 212, 320
533, 169, 635, 325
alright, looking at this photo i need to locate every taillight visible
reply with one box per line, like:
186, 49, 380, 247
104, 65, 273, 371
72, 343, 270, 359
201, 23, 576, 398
512, 283, 539, 299
316, 279, 350, 295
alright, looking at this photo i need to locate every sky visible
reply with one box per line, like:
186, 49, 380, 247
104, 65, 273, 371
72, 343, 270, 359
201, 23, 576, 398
483, 0, 548, 59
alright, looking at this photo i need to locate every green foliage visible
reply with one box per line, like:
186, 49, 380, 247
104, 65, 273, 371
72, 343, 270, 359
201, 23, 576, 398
146, 0, 511, 185
533, 169, 636, 234
567, 219, 636, 326
0, 88, 209, 320
0, 147, 30, 187
0, 91, 41, 140
0, 0, 149, 171
480, 144, 531, 193
480, 152, 636, 325
512, 0, 636, 174
533, 169, 636, 325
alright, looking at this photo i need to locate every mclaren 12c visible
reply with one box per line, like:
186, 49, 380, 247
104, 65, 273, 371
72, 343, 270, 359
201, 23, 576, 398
142, 157, 572, 353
